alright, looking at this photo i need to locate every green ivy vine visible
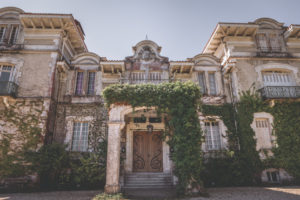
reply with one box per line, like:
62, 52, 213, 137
103, 81, 203, 195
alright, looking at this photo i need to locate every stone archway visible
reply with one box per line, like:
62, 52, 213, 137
104, 105, 156, 193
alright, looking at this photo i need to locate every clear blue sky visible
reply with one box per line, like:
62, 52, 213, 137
1, 0, 300, 60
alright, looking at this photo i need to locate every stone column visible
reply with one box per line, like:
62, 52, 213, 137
104, 122, 124, 194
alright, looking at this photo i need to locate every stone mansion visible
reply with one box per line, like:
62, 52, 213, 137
0, 7, 299, 193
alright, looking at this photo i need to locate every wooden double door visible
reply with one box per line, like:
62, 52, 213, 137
133, 131, 163, 172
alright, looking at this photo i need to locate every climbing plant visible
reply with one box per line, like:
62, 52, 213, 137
103, 81, 203, 194
0, 99, 44, 179
202, 89, 300, 186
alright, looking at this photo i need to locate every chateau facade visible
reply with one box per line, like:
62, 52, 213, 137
0, 7, 299, 193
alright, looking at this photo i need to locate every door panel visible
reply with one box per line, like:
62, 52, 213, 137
133, 131, 163, 172
133, 132, 147, 172
149, 132, 163, 172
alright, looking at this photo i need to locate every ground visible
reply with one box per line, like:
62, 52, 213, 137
0, 187, 300, 200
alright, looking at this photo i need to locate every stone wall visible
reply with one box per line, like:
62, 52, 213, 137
53, 100, 108, 151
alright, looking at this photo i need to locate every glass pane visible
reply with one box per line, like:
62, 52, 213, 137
75, 72, 84, 95
198, 73, 206, 94
9, 26, 18, 44
87, 72, 95, 95
209, 73, 217, 95
0, 71, 11, 81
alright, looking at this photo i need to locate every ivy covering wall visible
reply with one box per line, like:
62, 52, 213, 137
202, 90, 300, 186
103, 81, 203, 194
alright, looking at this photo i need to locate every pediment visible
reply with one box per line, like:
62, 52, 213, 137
254, 18, 283, 30
193, 54, 220, 66
0, 7, 24, 19
72, 52, 100, 65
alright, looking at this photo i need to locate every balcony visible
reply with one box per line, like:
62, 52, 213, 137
257, 47, 289, 57
259, 86, 300, 99
0, 81, 18, 97
120, 79, 170, 85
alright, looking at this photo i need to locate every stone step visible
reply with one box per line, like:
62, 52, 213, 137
123, 188, 177, 199
125, 173, 172, 178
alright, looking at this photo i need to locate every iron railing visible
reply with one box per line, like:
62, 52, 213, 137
259, 86, 300, 99
257, 47, 288, 57
0, 81, 18, 97
119, 79, 170, 84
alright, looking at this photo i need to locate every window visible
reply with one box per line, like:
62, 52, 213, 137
75, 71, 84, 95
130, 71, 162, 84
198, 72, 206, 94
87, 72, 95, 95
71, 122, 89, 152
262, 71, 294, 86
208, 73, 217, 95
257, 33, 268, 52
8, 26, 18, 45
267, 171, 280, 183
0, 26, 6, 43
0, 65, 13, 81
254, 118, 272, 150
205, 121, 221, 150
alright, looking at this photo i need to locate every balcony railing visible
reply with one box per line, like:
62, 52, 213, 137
120, 79, 170, 84
0, 39, 24, 51
0, 81, 18, 97
257, 47, 288, 57
259, 86, 300, 99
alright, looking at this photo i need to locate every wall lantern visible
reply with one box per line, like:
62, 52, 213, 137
147, 124, 154, 133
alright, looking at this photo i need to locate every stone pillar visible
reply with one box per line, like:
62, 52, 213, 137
104, 122, 124, 194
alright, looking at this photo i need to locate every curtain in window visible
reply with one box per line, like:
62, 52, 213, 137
87, 72, 95, 95
198, 72, 206, 94
75, 72, 84, 95
209, 73, 217, 95
205, 121, 221, 150
72, 122, 88, 152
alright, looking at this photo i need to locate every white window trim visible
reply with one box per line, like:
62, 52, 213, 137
0, 57, 23, 84
251, 112, 275, 152
199, 115, 228, 152
64, 116, 93, 151
255, 63, 298, 88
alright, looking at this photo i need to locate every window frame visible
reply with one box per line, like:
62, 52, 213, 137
0, 25, 7, 43
75, 70, 84, 96
204, 121, 222, 151
71, 121, 89, 152
208, 72, 217, 95
197, 72, 206, 94
87, 71, 96, 95
0, 64, 14, 82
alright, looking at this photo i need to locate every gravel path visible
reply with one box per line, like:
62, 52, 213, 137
188, 186, 300, 200
0, 187, 300, 200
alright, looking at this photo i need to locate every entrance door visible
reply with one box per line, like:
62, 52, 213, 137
133, 131, 163, 172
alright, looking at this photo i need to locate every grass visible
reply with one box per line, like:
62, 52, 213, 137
92, 193, 129, 200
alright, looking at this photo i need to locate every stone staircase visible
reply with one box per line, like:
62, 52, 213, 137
122, 172, 176, 199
